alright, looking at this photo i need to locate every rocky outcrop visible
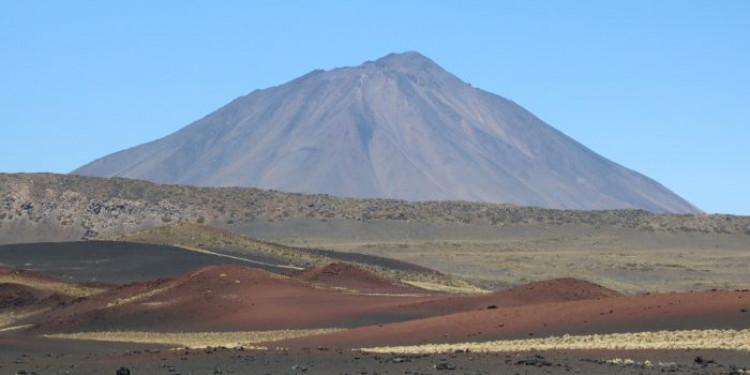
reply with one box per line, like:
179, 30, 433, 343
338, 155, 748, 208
0, 173, 747, 245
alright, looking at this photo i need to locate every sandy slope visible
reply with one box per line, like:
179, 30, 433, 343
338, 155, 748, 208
26, 264, 438, 333
277, 289, 750, 349
15, 265, 628, 338
6, 264, 748, 361
291, 262, 424, 294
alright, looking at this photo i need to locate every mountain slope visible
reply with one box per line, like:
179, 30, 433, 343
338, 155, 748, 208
73, 52, 699, 213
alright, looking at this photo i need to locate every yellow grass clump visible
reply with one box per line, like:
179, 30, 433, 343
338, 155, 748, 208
402, 280, 490, 295
361, 329, 750, 353
46, 328, 343, 349
0, 274, 105, 297
0, 309, 48, 330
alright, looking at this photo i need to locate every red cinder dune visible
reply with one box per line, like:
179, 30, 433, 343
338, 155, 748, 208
0, 268, 109, 310
292, 262, 423, 294
276, 289, 750, 349
29, 264, 439, 334
27, 278, 172, 329
401, 278, 621, 316
0, 283, 50, 309
25, 267, 636, 338
22, 263, 741, 355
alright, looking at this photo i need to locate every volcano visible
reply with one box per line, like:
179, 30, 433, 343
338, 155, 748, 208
73, 52, 699, 213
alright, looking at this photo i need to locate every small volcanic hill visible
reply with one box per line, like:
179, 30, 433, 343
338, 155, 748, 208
11, 265, 747, 359
0, 283, 47, 309
278, 289, 750, 350
504, 277, 622, 302
29, 264, 438, 334
403, 278, 621, 316
0, 268, 106, 298
73, 52, 699, 213
292, 262, 423, 294
0, 269, 108, 330
24, 268, 626, 338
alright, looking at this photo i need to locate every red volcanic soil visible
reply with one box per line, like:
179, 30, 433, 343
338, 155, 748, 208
29, 264, 440, 334
401, 278, 621, 316
292, 262, 423, 294
506, 278, 621, 301
0, 283, 48, 309
0, 283, 78, 320
278, 289, 750, 349
0, 269, 102, 309
25, 270, 635, 338
0, 268, 115, 293
23, 264, 747, 356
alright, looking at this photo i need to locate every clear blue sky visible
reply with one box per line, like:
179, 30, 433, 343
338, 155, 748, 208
1, 1, 748, 215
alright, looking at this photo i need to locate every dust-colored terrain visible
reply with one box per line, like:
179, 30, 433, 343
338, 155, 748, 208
108, 222, 474, 291
3, 173, 749, 244
1, 341, 747, 375
2, 173, 750, 372
1, 264, 749, 374
2, 173, 750, 294
294, 224, 750, 294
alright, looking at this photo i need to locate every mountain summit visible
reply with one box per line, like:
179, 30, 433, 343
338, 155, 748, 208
73, 52, 700, 213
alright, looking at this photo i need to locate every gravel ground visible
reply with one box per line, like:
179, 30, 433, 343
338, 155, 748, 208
2, 336, 749, 375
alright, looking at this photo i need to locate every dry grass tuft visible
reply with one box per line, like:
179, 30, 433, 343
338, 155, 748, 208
46, 328, 343, 349
0, 274, 105, 297
361, 329, 750, 353
0, 309, 48, 329
401, 280, 491, 295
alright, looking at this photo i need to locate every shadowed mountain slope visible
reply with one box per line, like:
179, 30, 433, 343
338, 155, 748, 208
73, 52, 699, 213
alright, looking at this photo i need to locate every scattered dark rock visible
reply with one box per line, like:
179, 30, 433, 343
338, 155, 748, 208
82, 228, 99, 239
89, 202, 103, 214
515, 354, 553, 367
434, 362, 456, 370
694, 356, 716, 367
116, 367, 131, 375
291, 363, 307, 372
486, 305, 497, 310
0, 285, 39, 308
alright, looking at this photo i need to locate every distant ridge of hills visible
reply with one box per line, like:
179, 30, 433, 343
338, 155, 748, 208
73, 51, 699, 214
0, 173, 746, 245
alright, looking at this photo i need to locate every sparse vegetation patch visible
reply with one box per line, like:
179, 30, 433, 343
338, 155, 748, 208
46, 328, 343, 349
361, 329, 750, 353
